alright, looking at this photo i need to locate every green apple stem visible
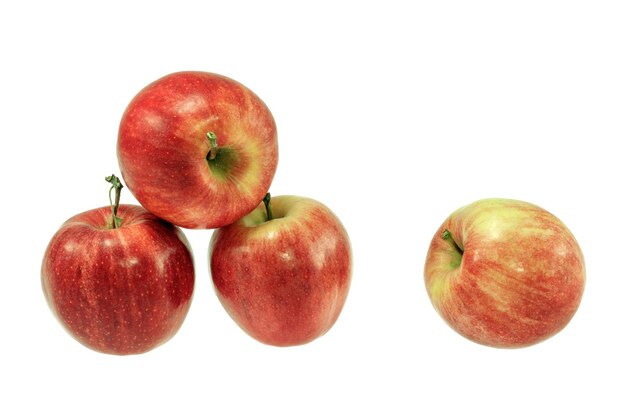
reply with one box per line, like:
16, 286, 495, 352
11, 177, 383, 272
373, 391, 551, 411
442, 229, 463, 256
206, 131, 218, 161
205, 131, 238, 179
105, 174, 124, 229
263, 193, 273, 222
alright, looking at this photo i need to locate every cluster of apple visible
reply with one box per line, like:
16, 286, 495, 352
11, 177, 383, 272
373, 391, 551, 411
41, 71, 352, 354
41, 71, 586, 355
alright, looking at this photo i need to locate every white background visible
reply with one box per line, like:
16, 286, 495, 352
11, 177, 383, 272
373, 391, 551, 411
2, 1, 625, 415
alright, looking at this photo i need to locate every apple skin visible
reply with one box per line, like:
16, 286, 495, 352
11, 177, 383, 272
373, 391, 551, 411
424, 198, 585, 348
41, 204, 195, 355
209, 196, 352, 347
117, 71, 278, 229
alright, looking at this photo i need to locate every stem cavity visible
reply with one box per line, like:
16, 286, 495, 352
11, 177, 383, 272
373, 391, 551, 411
105, 174, 124, 229
263, 193, 273, 222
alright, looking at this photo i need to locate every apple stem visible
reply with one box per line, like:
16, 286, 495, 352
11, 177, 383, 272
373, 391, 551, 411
206, 131, 218, 160
105, 174, 124, 229
442, 229, 463, 255
263, 193, 273, 222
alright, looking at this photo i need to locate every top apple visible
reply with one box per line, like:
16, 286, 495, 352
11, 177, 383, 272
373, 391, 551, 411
117, 71, 278, 229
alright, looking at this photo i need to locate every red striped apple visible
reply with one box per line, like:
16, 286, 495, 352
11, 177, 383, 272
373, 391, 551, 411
424, 198, 585, 348
209, 194, 352, 346
117, 71, 278, 229
41, 176, 195, 355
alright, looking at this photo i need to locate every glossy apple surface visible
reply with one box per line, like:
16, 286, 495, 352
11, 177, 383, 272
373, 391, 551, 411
117, 71, 278, 229
41, 204, 195, 355
209, 195, 352, 347
424, 198, 585, 348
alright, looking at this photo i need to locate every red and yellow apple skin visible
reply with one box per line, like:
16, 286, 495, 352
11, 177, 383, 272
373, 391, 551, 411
209, 196, 352, 347
117, 71, 278, 229
41, 204, 195, 355
424, 198, 585, 348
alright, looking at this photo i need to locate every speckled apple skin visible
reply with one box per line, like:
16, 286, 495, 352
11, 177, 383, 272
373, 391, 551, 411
210, 196, 352, 347
41, 204, 195, 355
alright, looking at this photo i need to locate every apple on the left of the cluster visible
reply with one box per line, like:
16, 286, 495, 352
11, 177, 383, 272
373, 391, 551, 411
41, 175, 195, 355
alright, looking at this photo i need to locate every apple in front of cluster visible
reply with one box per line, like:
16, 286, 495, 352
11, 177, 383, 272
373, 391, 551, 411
424, 198, 585, 348
41, 177, 195, 355
210, 194, 352, 347
117, 71, 278, 229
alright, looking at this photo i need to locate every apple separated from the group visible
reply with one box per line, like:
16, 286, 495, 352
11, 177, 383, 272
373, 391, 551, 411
424, 198, 585, 348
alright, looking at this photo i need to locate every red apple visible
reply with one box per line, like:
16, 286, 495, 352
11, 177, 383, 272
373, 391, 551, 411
424, 198, 585, 348
209, 194, 352, 346
41, 176, 195, 355
117, 71, 278, 229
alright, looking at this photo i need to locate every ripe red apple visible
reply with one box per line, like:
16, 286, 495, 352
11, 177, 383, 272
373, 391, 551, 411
424, 198, 585, 348
41, 176, 195, 355
117, 71, 278, 229
209, 194, 352, 347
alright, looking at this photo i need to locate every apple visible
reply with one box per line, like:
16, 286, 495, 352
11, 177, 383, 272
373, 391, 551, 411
41, 175, 195, 355
117, 71, 279, 229
424, 198, 585, 348
209, 194, 352, 346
